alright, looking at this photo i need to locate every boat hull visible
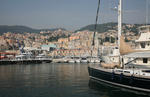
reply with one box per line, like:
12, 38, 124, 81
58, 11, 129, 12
88, 66, 150, 93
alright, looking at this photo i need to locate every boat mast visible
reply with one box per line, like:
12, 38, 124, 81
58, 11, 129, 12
91, 0, 101, 59
118, 0, 122, 67
146, 0, 150, 32
118, 0, 122, 55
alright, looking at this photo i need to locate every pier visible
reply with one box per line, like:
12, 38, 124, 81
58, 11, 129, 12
0, 59, 52, 65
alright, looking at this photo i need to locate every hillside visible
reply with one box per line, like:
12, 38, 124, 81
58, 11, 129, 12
77, 22, 117, 33
77, 22, 143, 34
0, 25, 66, 35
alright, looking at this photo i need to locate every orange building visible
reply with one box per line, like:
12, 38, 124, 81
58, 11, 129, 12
58, 38, 69, 43
69, 36, 79, 41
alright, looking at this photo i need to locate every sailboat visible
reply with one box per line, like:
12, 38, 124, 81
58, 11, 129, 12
88, 0, 150, 93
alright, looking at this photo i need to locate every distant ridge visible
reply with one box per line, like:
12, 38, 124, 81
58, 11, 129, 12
0, 25, 66, 34
77, 22, 117, 33
76, 22, 143, 34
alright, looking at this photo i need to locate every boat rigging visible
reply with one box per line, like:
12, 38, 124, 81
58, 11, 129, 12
88, 0, 150, 93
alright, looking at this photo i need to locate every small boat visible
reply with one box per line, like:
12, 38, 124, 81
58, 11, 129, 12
94, 59, 101, 63
36, 54, 49, 60
89, 59, 95, 63
75, 59, 81, 63
15, 52, 33, 60
62, 57, 69, 63
74, 57, 81, 63
36, 53, 52, 63
81, 57, 88, 63
89, 57, 101, 63
68, 59, 76, 63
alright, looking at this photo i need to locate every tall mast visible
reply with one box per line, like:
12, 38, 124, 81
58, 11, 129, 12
146, 0, 150, 32
118, 0, 122, 55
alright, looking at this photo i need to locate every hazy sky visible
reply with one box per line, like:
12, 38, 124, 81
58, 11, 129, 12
0, 0, 150, 30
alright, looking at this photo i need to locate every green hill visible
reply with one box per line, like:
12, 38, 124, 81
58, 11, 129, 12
76, 22, 143, 34
77, 22, 117, 33
0, 25, 66, 35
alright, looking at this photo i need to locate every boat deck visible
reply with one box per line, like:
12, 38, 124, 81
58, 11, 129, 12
89, 65, 150, 79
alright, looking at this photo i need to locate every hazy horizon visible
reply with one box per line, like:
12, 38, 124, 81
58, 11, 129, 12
0, 21, 149, 31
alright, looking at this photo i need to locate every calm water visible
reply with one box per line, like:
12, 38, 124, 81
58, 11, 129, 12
0, 63, 149, 97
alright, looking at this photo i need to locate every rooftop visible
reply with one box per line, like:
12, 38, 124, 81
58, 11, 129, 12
135, 32, 150, 42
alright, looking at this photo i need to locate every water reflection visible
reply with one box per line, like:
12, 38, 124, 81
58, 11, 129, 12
0, 63, 149, 97
89, 79, 150, 97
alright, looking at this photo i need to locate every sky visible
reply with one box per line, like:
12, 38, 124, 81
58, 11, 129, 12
0, 0, 150, 30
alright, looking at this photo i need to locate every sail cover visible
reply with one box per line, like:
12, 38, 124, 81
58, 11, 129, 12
120, 36, 134, 55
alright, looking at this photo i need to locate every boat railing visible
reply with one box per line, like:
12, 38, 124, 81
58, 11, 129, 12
114, 68, 150, 78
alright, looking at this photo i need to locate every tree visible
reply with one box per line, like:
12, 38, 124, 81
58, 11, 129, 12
125, 37, 130, 42
110, 37, 115, 43
105, 37, 110, 42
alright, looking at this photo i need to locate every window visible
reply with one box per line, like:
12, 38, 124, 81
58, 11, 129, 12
134, 60, 136, 63
143, 58, 148, 63
140, 43, 145, 48
124, 71, 130, 73
142, 70, 150, 73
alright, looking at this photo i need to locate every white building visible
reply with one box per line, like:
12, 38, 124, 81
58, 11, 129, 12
135, 32, 150, 50
41, 44, 57, 51
124, 31, 150, 68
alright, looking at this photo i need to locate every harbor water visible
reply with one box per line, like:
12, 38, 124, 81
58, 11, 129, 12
0, 63, 149, 97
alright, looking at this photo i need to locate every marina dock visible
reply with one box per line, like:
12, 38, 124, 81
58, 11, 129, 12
0, 59, 52, 65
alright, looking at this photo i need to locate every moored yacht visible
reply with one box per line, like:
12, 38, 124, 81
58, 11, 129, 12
15, 52, 33, 60
36, 53, 52, 63
89, 57, 101, 63
36, 53, 49, 60
81, 57, 89, 63
75, 57, 81, 63
88, 65, 150, 93
88, 0, 150, 93
68, 57, 76, 63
